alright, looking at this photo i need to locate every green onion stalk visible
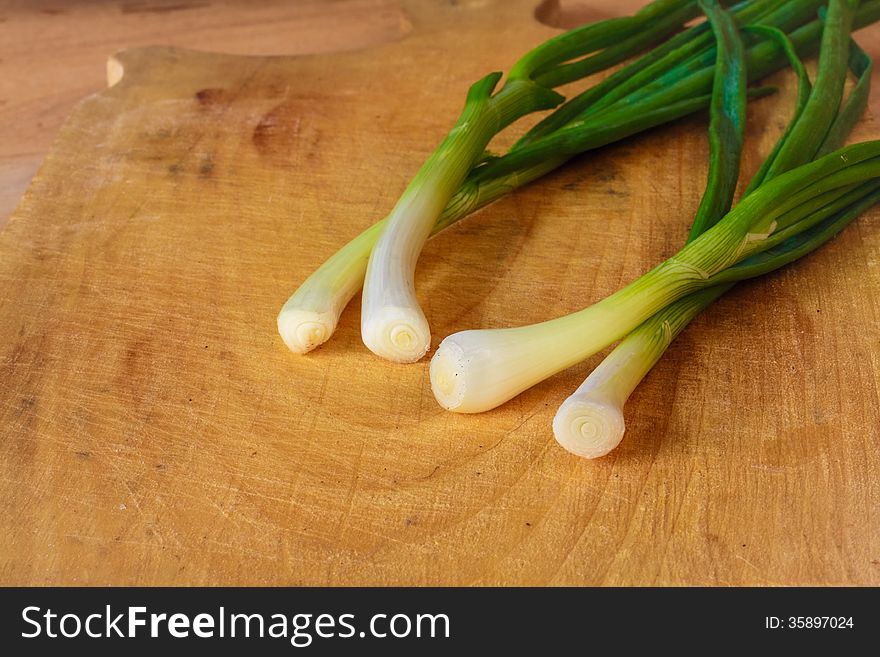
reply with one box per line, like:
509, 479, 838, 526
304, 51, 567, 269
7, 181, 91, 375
518, 0, 794, 141
279, 0, 702, 358
277, 0, 880, 357
430, 142, 880, 413
359, 0, 705, 363
553, 0, 873, 458
430, 0, 879, 418
553, 0, 748, 457
553, 0, 877, 458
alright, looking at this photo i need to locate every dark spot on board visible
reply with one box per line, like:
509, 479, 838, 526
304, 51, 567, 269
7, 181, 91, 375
605, 188, 628, 198
562, 175, 586, 191
167, 162, 182, 176
126, 344, 142, 366
198, 153, 214, 177
561, 162, 624, 191
75, 451, 91, 458
133, 153, 167, 164
251, 102, 314, 163
122, 2, 211, 15
40, 8, 65, 15
10, 393, 39, 444
252, 109, 280, 150
195, 87, 227, 107
594, 162, 622, 183
119, 339, 151, 391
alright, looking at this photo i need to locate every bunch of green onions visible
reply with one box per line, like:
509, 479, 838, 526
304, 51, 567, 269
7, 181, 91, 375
279, 0, 880, 359
553, 0, 875, 457
430, 0, 879, 457
277, 0, 879, 458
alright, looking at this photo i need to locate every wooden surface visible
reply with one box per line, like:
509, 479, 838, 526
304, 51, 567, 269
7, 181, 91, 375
1, 0, 879, 586
0, 0, 414, 226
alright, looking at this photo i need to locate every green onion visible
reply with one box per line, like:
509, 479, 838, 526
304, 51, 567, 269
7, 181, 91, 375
278, 0, 880, 356
527, 0, 715, 89
429, 141, 880, 413
713, 182, 880, 280
474, 0, 852, 181
277, 158, 562, 354
761, 0, 858, 179
554, 0, 747, 457
359, 72, 565, 362
687, 0, 748, 240
551, 285, 730, 458
816, 37, 874, 156
359, 1, 707, 362
508, 0, 700, 82
521, 0, 798, 143
739, 25, 812, 192
276, 0, 698, 355
430, 0, 875, 444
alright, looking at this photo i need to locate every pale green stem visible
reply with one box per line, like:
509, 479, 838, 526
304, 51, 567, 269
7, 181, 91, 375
553, 285, 726, 458
359, 76, 561, 362
277, 158, 562, 353
430, 147, 880, 413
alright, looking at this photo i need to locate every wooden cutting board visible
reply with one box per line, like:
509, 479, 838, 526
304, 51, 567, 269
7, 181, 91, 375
2, 0, 879, 585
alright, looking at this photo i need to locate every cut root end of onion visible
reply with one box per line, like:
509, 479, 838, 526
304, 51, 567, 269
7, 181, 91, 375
429, 339, 467, 411
552, 397, 626, 459
361, 306, 431, 363
277, 308, 337, 355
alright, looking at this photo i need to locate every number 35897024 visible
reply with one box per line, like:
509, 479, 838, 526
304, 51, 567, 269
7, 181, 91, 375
765, 617, 854, 629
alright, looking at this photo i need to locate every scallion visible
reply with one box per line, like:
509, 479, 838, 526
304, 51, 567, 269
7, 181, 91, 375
278, 0, 880, 357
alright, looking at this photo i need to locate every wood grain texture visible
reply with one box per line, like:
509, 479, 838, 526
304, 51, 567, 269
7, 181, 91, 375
1, 0, 879, 585
0, 0, 412, 225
